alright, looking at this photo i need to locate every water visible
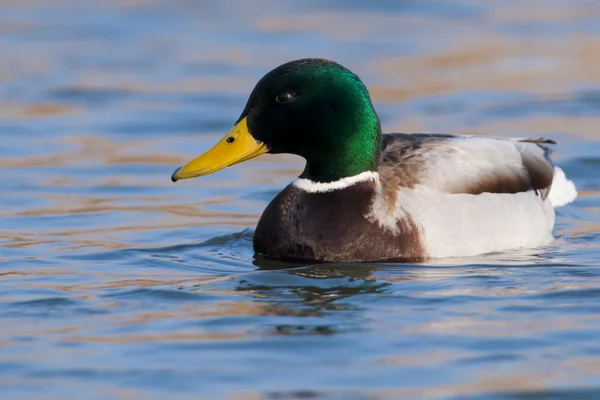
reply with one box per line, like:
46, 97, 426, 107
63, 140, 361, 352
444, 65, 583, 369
1, 1, 600, 398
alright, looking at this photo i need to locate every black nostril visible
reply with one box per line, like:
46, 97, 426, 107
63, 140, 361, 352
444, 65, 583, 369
226, 137, 235, 143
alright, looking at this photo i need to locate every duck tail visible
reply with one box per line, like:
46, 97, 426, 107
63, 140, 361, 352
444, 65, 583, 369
549, 167, 577, 208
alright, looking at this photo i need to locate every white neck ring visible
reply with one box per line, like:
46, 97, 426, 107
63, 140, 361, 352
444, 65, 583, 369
292, 171, 379, 193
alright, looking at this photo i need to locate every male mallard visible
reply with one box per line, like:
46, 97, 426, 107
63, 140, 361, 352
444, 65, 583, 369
172, 59, 577, 262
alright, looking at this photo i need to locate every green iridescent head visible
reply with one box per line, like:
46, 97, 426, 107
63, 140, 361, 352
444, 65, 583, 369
172, 59, 382, 183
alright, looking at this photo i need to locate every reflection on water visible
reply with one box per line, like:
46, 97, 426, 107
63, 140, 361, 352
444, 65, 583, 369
1, 0, 600, 398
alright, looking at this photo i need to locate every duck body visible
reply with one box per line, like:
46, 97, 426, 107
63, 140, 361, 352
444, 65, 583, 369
171, 59, 577, 262
254, 133, 573, 262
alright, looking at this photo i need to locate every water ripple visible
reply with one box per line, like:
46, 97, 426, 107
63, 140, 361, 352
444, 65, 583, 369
1, 0, 600, 398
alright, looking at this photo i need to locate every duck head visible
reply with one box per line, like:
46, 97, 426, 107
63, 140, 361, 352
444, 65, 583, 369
172, 58, 381, 183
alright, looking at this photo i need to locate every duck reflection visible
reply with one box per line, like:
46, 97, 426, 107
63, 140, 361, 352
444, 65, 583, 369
199, 256, 395, 336
252, 254, 383, 279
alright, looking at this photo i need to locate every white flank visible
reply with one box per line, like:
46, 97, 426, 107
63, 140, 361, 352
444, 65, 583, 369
549, 167, 577, 208
368, 185, 557, 259
292, 171, 379, 193
414, 188, 555, 258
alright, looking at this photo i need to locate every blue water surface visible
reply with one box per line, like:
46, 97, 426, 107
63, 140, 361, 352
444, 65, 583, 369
1, 1, 600, 399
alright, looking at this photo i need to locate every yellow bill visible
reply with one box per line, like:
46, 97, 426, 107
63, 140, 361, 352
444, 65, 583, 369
171, 118, 267, 182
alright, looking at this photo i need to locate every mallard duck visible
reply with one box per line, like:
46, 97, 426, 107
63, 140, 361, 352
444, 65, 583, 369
171, 58, 577, 262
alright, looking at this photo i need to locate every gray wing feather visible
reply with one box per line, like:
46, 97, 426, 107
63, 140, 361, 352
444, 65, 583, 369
378, 133, 555, 198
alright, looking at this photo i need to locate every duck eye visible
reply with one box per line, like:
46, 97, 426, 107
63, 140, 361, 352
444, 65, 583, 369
275, 92, 294, 104
226, 137, 235, 143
